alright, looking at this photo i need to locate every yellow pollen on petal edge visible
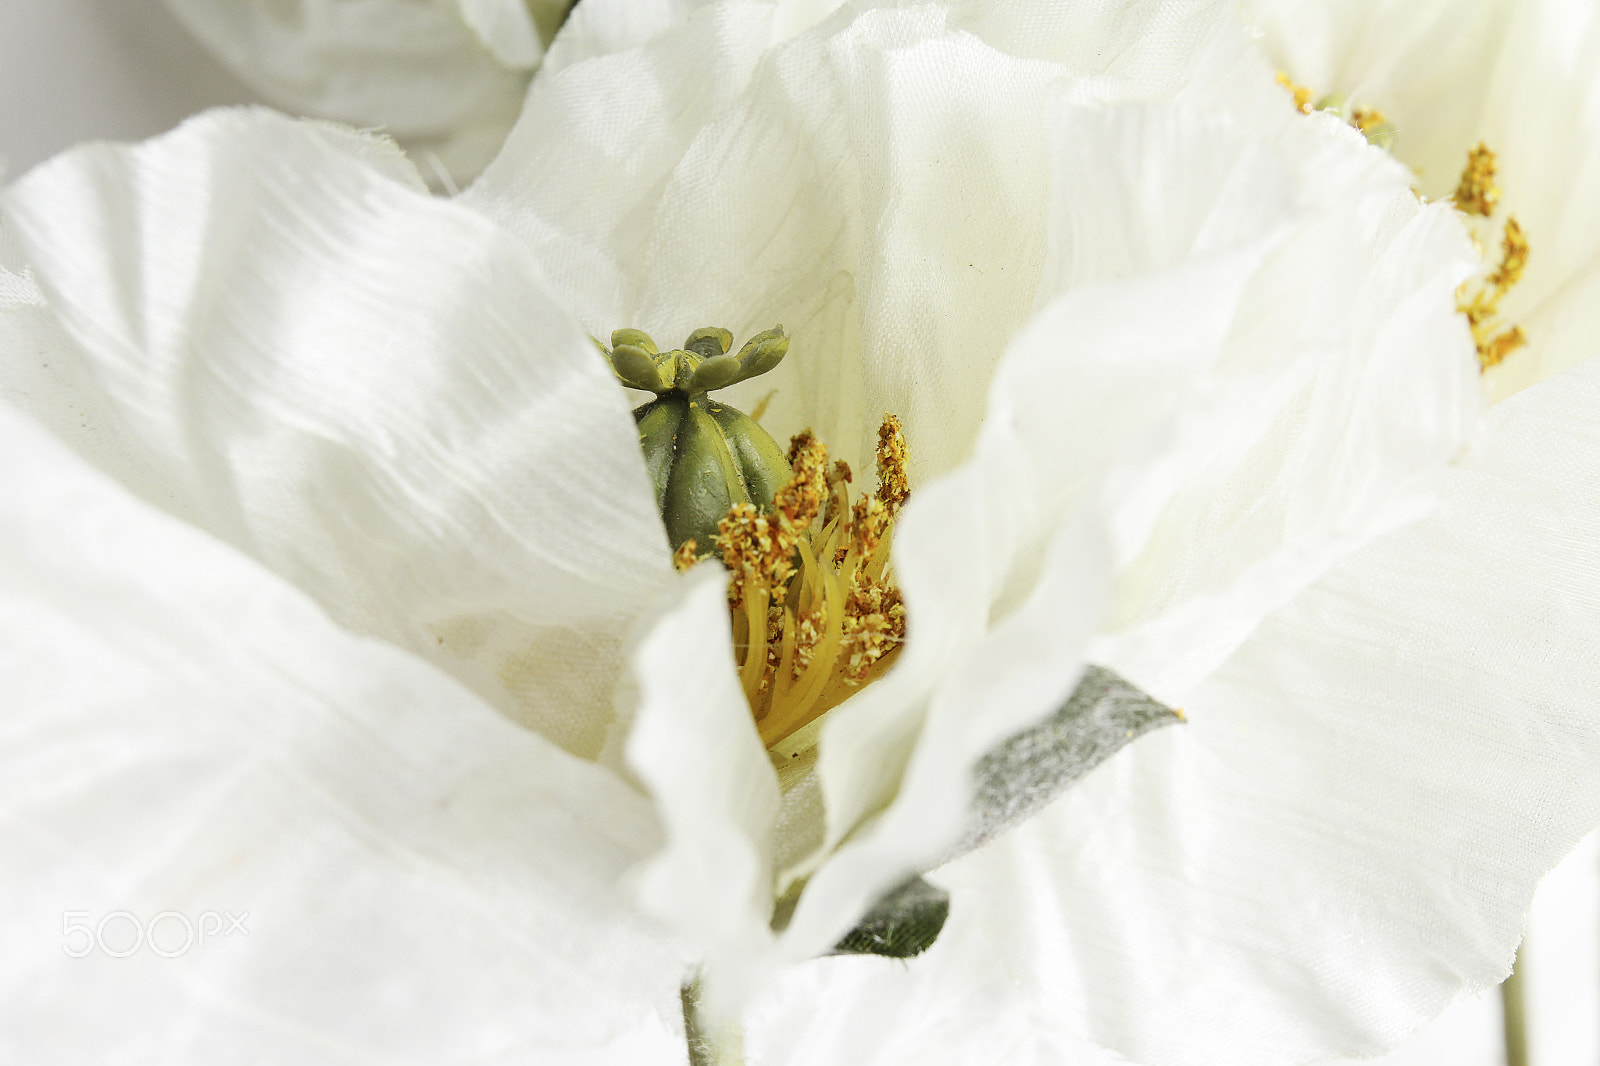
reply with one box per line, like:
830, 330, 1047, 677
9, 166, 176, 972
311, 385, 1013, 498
1276, 72, 1397, 149
1274, 77, 1533, 373
1449, 144, 1531, 371
691, 414, 911, 747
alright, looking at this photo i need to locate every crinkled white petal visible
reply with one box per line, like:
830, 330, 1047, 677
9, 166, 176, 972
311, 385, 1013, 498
1, 250, 185, 517
0, 397, 688, 1062
789, 239, 1276, 962
1242, 0, 1600, 397
1, 108, 670, 757
927, 352, 1600, 1066
160, 0, 532, 182
625, 569, 780, 996
748, 898, 1130, 1066
469, 1, 1256, 479
1092, 129, 1479, 699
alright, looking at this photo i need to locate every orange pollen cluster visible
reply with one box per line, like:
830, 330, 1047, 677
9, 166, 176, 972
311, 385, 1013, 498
1450, 143, 1530, 370
701, 414, 911, 747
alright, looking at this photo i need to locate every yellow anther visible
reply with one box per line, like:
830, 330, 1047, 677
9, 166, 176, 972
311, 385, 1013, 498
1477, 326, 1527, 370
850, 495, 891, 562
1451, 143, 1530, 373
673, 540, 702, 572
1453, 143, 1501, 217
1276, 71, 1314, 115
1488, 216, 1529, 292
712, 414, 911, 746
777, 431, 828, 533
875, 414, 910, 514
1351, 107, 1388, 134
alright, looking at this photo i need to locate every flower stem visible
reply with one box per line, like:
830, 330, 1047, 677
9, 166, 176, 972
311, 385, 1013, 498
681, 974, 744, 1066
1500, 945, 1527, 1066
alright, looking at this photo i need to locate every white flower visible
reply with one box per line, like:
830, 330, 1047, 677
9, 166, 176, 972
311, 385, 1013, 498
3, 2, 1600, 1065
159, 0, 573, 184
1241, 0, 1600, 404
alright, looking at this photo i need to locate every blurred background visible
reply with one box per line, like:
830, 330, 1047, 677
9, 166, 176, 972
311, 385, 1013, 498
2, 2, 1596, 1062
0, 0, 255, 181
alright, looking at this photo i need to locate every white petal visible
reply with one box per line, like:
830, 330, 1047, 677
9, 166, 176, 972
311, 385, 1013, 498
0, 397, 688, 1062
934, 353, 1600, 1065
469, 1, 1260, 479
791, 213, 1277, 963
1095, 159, 1479, 699
748, 897, 1130, 1066
625, 570, 781, 996
1476, 0, 1600, 395
1, 228, 197, 523
160, 0, 530, 182
1, 108, 671, 756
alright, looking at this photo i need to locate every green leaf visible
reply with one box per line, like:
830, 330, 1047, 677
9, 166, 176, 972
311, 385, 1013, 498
829, 875, 949, 959
951, 664, 1181, 858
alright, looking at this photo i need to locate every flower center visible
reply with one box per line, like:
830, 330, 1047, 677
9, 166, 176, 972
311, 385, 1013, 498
601, 326, 910, 746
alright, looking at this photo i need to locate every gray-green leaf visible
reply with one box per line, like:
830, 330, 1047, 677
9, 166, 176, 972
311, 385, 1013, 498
829, 875, 949, 959
821, 665, 1178, 961
950, 664, 1181, 860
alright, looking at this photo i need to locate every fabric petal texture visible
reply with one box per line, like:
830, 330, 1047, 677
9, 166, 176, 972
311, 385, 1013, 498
933, 351, 1600, 1066
742, 352, 1600, 1066
0, 396, 688, 1063
626, 569, 782, 997
1, 108, 671, 759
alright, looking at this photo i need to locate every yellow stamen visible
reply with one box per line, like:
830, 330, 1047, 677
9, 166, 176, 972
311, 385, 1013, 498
1351, 107, 1388, 134
1276, 71, 1314, 115
1453, 142, 1501, 217
713, 414, 912, 747
1450, 144, 1531, 372
1477, 326, 1527, 370
672, 539, 702, 572
1488, 216, 1529, 292
875, 414, 910, 514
